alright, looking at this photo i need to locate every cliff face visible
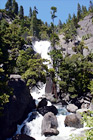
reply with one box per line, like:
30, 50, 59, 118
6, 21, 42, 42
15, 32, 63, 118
59, 14, 93, 56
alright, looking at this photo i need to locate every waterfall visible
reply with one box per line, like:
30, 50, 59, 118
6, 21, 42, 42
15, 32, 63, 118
7, 41, 89, 140
32, 41, 53, 69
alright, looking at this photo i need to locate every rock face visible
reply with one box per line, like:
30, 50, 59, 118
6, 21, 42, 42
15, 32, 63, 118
0, 75, 36, 140
64, 113, 83, 128
38, 105, 58, 116
12, 134, 35, 140
41, 112, 59, 136
67, 104, 78, 113
59, 14, 93, 57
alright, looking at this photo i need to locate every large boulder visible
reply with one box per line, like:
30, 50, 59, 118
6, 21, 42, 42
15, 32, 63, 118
41, 112, 59, 136
38, 105, 58, 116
64, 113, 83, 128
0, 75, 36, 140
67, 104, 78, 113
37, 98, 47, 108
12, 134, 35, 140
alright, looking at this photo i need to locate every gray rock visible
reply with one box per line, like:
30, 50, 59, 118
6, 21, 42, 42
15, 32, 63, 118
76, 108, 88, 114
67, 104, 78, 113
41, 112, 59, 136
64, 113, 83, 128
89, 100, 93, 111
45, 136, 69, 140
58, 14, 93, 57
45, 77, 53, 94
81, 103, 90, 109
0, 75, 36, 140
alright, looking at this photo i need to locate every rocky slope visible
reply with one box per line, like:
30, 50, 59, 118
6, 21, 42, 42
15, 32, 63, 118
59, 13, 93, 56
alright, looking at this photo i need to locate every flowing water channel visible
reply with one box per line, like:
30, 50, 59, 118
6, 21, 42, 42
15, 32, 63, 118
7, 41, 89, 140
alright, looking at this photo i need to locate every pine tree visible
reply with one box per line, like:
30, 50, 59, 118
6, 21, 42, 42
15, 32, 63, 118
50, 6, 57, 47
5, 0, 12, 13
30, 7, 38, 36
77, 3, 82, 21
29, 7, 32, 18
58, 19, 62, 29
72, 13, 78, 28
82, 5, 87, 16
12, 0, 18, 15
19, 5, 24, 19
89, 0, 93, 12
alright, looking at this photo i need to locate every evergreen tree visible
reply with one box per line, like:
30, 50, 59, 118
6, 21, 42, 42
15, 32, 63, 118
58, 19, 62, 29
29, 7, 32, 18
72, 13, 78, 28
19, 5, 24, 19
89, 0, 93, 12
30, 7, 38, 36
50, 6, 57, 47
77, 3, 82, 21
12, 0, 18, 15
82, 5, 87, 16
5, 0, 12, 13
34, 6, 38, 17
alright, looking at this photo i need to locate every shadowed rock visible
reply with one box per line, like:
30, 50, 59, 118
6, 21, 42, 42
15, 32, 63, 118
0, 75, 36, 140
38, 105, 58, 116
12, 134, 35, 140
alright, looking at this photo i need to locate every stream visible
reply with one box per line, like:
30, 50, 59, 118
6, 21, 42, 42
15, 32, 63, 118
7, 41, 89, 140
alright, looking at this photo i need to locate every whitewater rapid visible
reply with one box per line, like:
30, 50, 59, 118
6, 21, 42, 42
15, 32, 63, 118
7, 41, 89, 140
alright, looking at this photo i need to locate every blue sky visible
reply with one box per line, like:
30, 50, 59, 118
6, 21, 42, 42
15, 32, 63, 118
0, 0, 91, 25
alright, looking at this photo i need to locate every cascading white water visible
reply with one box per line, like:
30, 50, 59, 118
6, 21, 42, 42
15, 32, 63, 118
7, 41, 90, 140
33, 41, 53, 69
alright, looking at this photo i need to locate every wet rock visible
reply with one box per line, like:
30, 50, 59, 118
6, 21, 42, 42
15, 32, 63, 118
41, 112, 59, 136
38, 105, 58, 116
0, 75, 36, 140
64, 113, 83, 128
28, 112, 38, 122
38, 98, 47, 108
67, 104, 78, 113
12, 134, 35, 140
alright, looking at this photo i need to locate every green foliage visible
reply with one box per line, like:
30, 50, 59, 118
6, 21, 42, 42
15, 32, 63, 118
88, 80, 93, 95
82, 34, 92, 40
50, 49, 93, 96
17, 49, 47, 87
71, 111, 93, 140
0, 21, 14, 115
